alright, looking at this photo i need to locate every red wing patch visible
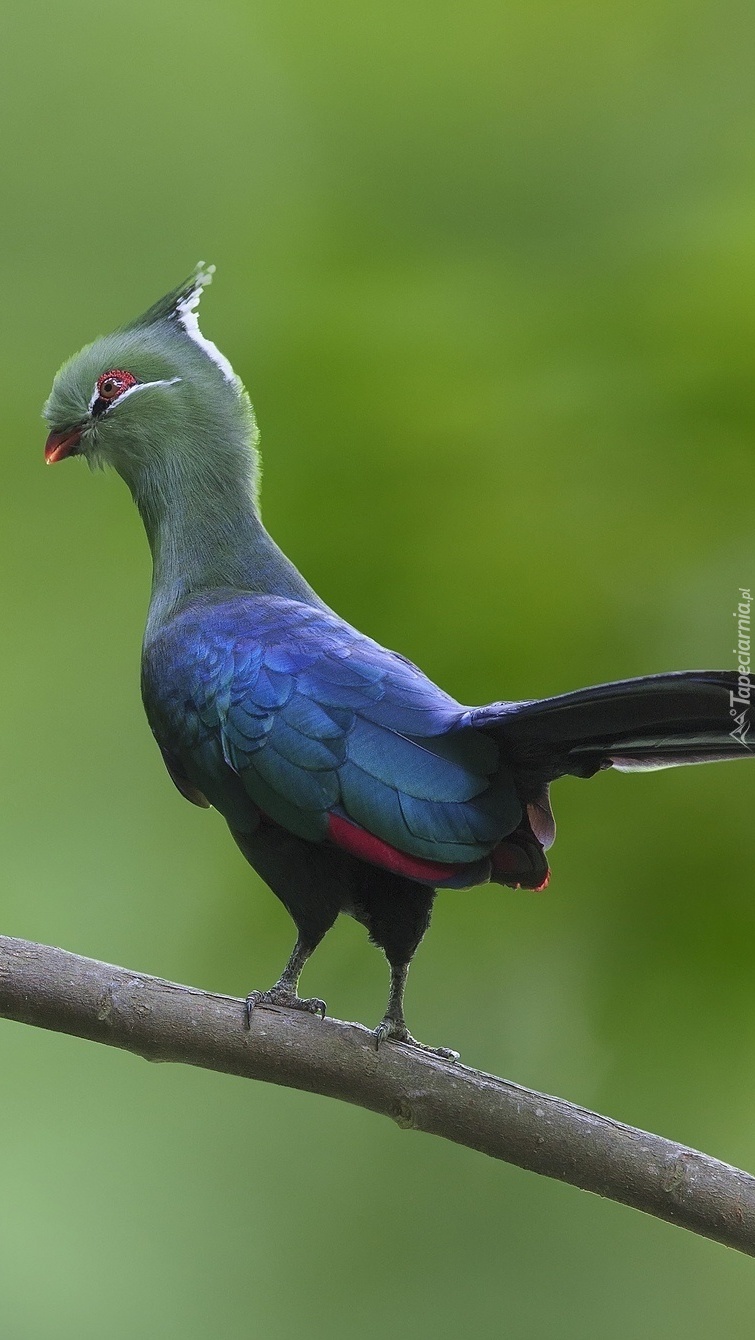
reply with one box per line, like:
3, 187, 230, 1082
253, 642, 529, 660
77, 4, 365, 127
327, 811, 470, 885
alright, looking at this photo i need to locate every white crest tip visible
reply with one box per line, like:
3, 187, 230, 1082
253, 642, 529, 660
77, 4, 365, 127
193, 262, 216, 292
175, 263, 237, 384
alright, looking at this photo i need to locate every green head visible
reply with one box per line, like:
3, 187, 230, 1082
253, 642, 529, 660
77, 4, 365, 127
43, 264, 258, 499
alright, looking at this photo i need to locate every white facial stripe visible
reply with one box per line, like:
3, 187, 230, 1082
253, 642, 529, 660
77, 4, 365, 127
88, 377, 182, 415
174, 263, 237, 384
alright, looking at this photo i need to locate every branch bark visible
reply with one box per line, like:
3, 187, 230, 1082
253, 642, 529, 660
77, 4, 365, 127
0, 934, 752, 1254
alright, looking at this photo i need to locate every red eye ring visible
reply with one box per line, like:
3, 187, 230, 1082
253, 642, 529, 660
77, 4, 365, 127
96, 369, 138, 402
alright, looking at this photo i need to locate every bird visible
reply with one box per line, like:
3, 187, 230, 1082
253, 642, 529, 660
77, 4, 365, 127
43, 264, 752, 1055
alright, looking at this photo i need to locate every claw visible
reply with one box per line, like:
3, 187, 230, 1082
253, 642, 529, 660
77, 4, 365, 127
244, 988, 327, 1029
373, 1016, 459, 1061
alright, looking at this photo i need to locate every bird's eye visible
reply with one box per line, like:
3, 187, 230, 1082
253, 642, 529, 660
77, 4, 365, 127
91, 369, 138, 417
96, 369, 137, 401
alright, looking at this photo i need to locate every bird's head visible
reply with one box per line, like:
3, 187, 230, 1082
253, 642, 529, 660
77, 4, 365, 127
43, 264, 255, 492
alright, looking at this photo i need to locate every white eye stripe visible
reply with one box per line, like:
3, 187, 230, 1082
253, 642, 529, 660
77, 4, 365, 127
88, 377, 182, 415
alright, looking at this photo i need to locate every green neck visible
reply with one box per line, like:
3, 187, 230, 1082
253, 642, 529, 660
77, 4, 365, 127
128, 442, 322, 638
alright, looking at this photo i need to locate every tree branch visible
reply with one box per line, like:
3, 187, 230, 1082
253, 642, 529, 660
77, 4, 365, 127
0, 935, 752, 1254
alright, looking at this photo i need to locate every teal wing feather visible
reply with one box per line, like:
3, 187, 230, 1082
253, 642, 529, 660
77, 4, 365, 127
142, 595, 521, 864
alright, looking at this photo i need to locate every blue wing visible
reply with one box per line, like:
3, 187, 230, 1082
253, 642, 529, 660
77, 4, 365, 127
143, 594, 521, 867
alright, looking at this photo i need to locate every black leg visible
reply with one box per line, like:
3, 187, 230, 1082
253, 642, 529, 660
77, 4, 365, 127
373, 960, 458, 1060
354, 872, 458, 1059
245, 935, 327, 1027
231, 823, 343, 1030
374, 962, 411, 1044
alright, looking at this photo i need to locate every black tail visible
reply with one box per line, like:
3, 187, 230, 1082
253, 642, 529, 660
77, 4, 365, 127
467, 671, 752, 781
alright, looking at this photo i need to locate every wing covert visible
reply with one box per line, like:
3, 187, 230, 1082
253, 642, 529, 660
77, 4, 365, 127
143, 594, 521, 867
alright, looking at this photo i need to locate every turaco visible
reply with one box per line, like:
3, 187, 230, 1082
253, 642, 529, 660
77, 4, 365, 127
43, 265, 751, 1054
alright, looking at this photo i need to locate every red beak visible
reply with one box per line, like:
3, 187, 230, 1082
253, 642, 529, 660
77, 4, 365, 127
44, 425, 84, 464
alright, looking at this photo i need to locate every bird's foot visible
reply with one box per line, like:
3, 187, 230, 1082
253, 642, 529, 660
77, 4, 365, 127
373, 1016, 459, 1062
244, 986, 327, 1029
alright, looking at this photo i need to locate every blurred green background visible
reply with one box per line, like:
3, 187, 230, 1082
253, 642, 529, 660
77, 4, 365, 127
1, 0, 755, 1334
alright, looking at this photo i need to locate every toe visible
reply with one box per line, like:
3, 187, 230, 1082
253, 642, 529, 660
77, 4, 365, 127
244, 988, 327, 1026
373, 1020, 391, 1050
373, 1016, 458, 1060
244, 991, 263, 1028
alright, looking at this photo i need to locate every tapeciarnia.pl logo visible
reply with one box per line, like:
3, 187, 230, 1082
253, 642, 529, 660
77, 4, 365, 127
731, 587, 752, 749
